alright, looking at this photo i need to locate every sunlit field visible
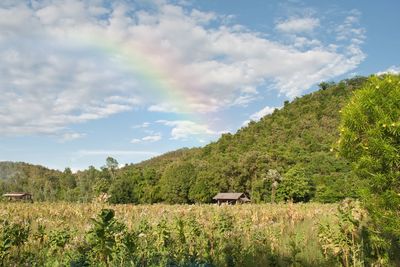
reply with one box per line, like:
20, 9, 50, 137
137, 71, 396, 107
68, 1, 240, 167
0, 202, 348, 266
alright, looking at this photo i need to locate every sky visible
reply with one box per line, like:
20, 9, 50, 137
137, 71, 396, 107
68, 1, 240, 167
0, 0, 399, 171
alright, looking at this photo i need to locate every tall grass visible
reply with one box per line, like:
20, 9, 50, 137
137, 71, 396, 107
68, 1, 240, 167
0, 202, 344, 266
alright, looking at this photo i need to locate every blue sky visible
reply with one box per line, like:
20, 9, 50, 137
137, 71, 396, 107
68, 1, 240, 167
0, 0, 399, 171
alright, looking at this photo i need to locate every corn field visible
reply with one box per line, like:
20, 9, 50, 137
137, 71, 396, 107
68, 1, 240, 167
0, 201, 377, 266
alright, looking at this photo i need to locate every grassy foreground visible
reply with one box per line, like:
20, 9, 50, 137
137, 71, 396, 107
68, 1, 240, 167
0, 202, 347, 266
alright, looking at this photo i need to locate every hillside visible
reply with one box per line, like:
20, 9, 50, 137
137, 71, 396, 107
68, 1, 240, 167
0, 76, 368, 203
0, 161, 61, 181
0, 161, 23, 180
120, 76, 366, 204
0, 161, 62, 200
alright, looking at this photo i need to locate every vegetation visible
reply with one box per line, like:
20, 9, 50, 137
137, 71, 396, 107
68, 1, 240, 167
0, 75, 399, 265
0, 201, 365, 266
337, 74, 400, 262
0, 200, 395, 266
0, 76, 369, 204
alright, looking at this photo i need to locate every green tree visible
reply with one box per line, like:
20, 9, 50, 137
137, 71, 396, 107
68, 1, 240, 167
337, 74, 400, 240
93, 178, 110, 196
62, 168, 76, 189
108, 176, 137, 204
159, 161, 195, 204
86, 209, 125, 264
318, 81, 335, 90
75, 166, 99, 202
267, 169, 282, 203
189, 172, 215, 203
251, 178, 270, 203
277, 166, 313, 202
105, 157, 119, 179
140, 167, 161, 203
250, 169, 281, 203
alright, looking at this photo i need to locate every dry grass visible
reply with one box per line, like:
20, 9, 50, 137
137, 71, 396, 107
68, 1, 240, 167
0, 202, 339, 266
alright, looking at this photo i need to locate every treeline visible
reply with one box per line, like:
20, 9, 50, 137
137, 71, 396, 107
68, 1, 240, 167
0, 76, 368, 204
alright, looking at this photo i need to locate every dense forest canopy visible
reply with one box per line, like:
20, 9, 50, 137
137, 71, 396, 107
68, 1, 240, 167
0, 76, 371, 203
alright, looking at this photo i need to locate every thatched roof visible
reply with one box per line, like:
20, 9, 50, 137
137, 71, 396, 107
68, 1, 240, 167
213, 192, 246, 200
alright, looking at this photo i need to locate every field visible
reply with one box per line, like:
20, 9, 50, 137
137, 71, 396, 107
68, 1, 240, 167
0, 202, 361, 266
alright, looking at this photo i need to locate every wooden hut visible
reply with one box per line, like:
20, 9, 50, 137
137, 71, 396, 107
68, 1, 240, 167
213, 192, 250, 205
2, 192, 33, 202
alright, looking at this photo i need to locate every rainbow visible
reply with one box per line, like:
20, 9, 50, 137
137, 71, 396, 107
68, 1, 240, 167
70, 31, 206, 124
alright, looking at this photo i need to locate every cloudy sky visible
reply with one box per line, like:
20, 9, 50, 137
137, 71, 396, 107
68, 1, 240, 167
0, 0, 399, 170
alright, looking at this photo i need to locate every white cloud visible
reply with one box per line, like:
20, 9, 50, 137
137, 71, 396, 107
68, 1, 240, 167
131, 133, 162, 143
132, 122, 150, 129
336, 10, 365, 43
292, 37, 322, 48
148, 103, 181, 113
59, 132, 86, 142
231, 94, 259, 107
376, 65, 400, 75
0, 1, 366, 136
276, 17, 320, 33
243, 105, 279, 126
250, 106, 277, 121
157, 120, 218, 140
241, 86, 258, 94
142, 134, 162, 142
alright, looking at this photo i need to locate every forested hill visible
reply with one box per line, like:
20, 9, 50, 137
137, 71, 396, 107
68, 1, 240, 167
0, 76, 368, 203
122, 76, 366, 204
0, 162, 60, 181
0, 162, 63, 200
0, 162, 21, 180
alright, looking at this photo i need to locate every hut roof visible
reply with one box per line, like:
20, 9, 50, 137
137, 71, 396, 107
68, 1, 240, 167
241, 197, 251, 202
3, 192, 31, 197
213, 192, 246, 200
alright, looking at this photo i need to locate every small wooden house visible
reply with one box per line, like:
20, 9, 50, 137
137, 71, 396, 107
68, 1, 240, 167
213, 192, 250, 205
2, 192, 33, 202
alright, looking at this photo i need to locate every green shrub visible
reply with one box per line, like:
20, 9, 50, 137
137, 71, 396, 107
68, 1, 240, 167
337, 74, 400, 260
86, 209, 126, 265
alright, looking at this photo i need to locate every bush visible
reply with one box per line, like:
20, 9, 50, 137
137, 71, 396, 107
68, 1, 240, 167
337, 74, 400, 260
